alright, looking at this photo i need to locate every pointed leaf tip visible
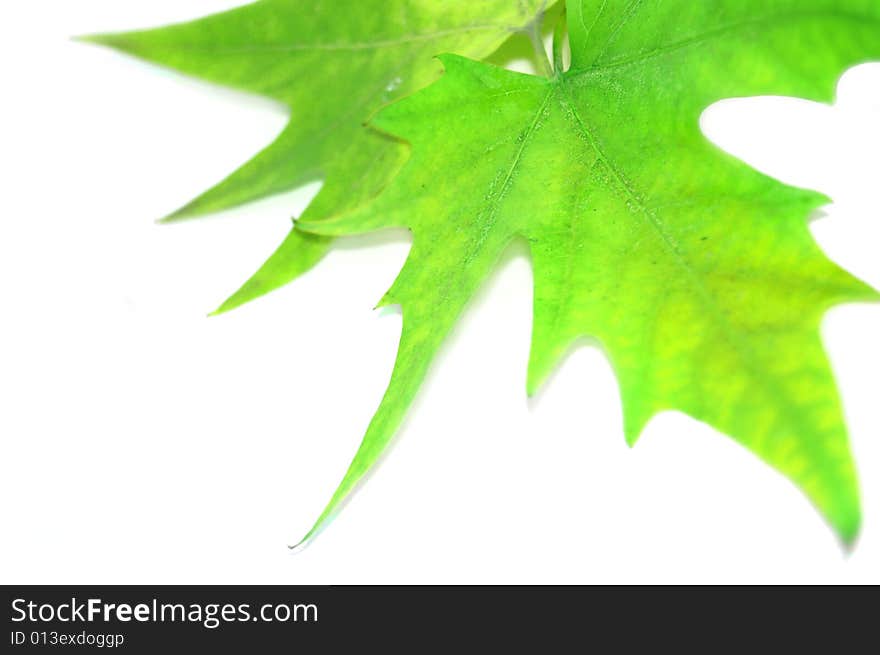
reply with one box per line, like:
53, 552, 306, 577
75, 32, 135, 54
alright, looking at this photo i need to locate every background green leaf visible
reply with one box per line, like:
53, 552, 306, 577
85, 0, 548, 312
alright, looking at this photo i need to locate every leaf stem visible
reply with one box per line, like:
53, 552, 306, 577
553, 9, 567, 74
527, 14, 553, 78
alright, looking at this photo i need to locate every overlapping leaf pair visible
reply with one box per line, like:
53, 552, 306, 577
87, 0, 880, 545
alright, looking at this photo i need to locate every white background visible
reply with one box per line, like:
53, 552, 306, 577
2, 1, 880, 584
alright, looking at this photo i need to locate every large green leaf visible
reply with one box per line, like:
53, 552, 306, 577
86, 0, 547, 312
297, 0, 880, 545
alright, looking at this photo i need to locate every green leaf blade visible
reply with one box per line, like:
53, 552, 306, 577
298, 3, 880, 545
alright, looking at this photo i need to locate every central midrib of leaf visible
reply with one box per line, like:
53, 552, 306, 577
139, 24, 521, 55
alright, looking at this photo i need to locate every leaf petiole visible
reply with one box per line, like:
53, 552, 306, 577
527, 11, 553, 78
552, 9, 567, 74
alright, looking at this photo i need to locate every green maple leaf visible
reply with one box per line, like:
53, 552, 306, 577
294, 1, 880, 546
86, 1, 880, 547
84, 0, 547, 312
